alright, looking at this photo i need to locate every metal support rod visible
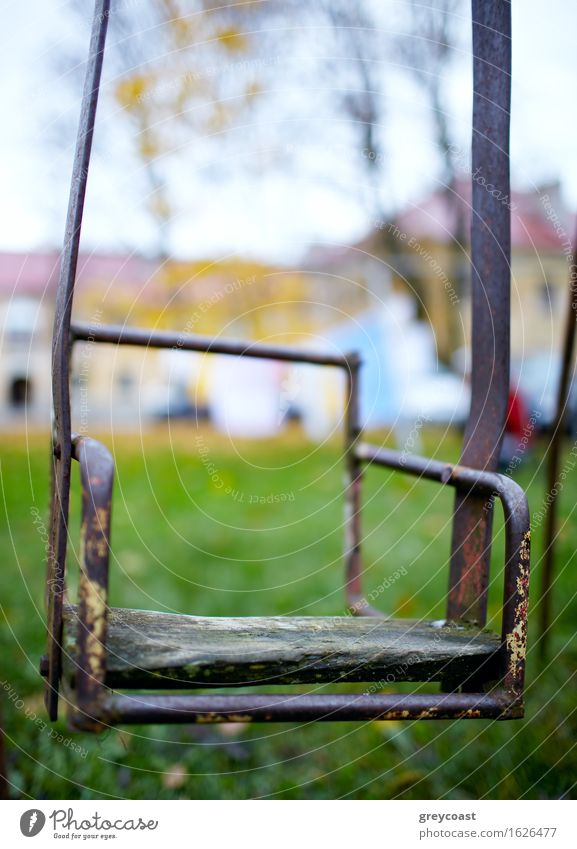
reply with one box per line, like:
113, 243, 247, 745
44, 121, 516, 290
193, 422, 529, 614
343, 356, 373, 614
71, 322, 351, 369
539, 229, 577, 659
46, 0, 111, 721
88, 691, 519, 728
71, 436, 114, 732
448, 0, 512, 626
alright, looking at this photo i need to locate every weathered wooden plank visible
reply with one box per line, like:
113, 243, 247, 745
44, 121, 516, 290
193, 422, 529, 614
62, 605, 501, 689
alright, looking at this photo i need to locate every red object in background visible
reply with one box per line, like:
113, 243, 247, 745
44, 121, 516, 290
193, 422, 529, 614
506, 388, 529, 438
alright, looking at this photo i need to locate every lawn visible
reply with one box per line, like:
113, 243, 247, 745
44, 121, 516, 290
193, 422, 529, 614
1, 425, 576, 799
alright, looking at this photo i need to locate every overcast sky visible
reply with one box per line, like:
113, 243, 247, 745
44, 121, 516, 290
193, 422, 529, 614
1, 0, 577, 264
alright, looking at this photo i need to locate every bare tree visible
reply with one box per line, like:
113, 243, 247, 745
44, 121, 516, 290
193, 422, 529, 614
398, 0, 464, 189
55, 1, 464, 260
398, 0, 469, 330
62, 0, 267, 255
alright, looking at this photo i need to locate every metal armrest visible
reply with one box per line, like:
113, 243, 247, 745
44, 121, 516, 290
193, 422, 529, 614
355, 442, 530, 702
69, 435, 114, 729
70, 321, 352, 369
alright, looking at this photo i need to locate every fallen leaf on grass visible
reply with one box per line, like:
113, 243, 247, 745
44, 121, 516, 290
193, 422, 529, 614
162, 763, 188, 789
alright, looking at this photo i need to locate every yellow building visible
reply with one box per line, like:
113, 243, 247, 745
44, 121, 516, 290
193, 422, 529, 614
361, 180, 575, 364
1, 251, 374, 429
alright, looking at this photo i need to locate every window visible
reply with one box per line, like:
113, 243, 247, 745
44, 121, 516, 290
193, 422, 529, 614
9, 377, 32, 408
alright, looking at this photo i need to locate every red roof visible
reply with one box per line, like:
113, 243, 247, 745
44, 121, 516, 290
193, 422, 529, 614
396, 179, 575, 252
0, 251, 157, 298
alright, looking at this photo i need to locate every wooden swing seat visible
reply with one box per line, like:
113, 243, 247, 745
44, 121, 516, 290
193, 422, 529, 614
60, 604, 500, 690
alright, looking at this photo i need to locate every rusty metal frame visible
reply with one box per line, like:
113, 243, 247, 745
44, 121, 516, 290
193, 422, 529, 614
90, 691, 519, 725
44, 0, 530, 729
52, 437, 530, 728
47, 318, 365, 724
46, 319, 530, 728
355, 444, 530, 703
45, 0, 110, 720
448, 0, 512, 627
69, 436, 114, 732
58, 434, 529, 729
69, 322, 368, 615
539, 226, 577, 659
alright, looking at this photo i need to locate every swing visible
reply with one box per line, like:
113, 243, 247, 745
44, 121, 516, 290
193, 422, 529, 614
42, 0, 530, 731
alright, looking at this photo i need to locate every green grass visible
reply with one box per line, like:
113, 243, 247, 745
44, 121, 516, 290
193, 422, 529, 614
1, 425, 577, 799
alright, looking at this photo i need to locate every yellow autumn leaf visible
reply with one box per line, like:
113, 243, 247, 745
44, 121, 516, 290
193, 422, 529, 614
215, 28, 248, 52
115, 74, 151, 110
139, 134, 160, 161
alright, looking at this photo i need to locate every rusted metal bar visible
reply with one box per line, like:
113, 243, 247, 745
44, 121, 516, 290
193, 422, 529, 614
356, 441, 530, 695
539, 231, 577, 659
356, 442, 524, 502
69, 436, 114, 732
356, 443, 454, 487
500, 485, 531, 698
92, 691, 518, 728
46, 0, 110, 722
448, 0, 512, 626
343, 355, 375, 615
70, 321, 351, 369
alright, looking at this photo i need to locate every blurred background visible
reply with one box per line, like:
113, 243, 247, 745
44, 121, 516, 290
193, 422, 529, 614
1, 0, 577, 433
1, 0, 577, 800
